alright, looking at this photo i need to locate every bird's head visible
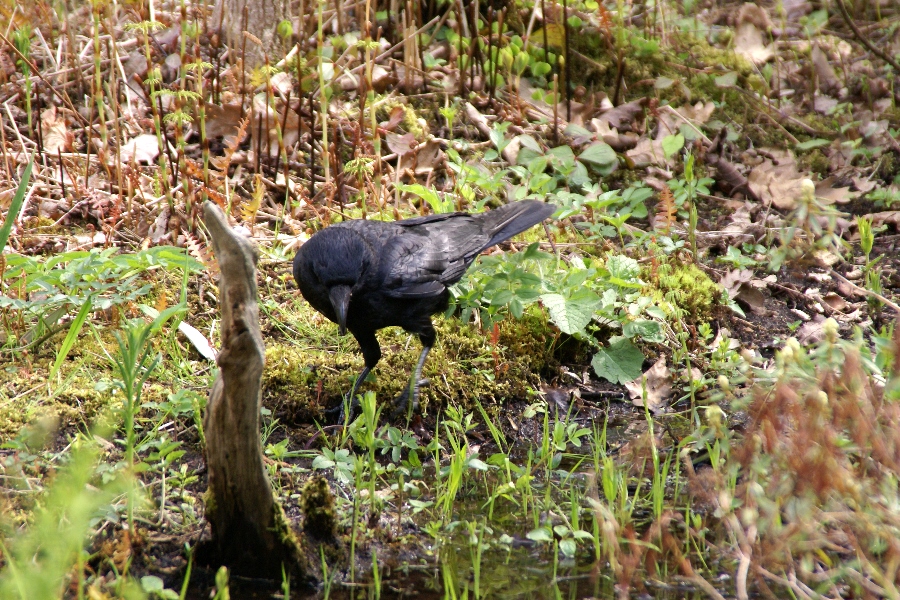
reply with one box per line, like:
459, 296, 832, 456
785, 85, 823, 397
296, 226, 371, 336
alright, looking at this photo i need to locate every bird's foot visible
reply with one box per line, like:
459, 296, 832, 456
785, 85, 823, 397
389, 378, 429, 420
326, 394, 361, 425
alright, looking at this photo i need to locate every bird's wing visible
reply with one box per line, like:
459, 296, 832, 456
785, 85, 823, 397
377, 230, 451, 298
395, 212, 467, 227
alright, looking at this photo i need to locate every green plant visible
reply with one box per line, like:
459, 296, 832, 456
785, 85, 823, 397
0, 441, 125, 599
11, 26, 33, 134
440, 406, 488, 517
770, 179, 849, 270
107, 307, 182, 532
124, 19, 170, 204
451, 243, 666, 385
312, 446, 355, 484
868, 186, 900, 209
439, 101, 460, 138
0, 159, 32, 254
526, 520, 593, 558
0, 246, 202, 354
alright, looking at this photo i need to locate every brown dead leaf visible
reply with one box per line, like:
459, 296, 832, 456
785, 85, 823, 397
596, 98, 646, 132
707, 153, 760, 202
41, 107, 73, 154
370, 64, 396, 93
821, 292, 848, 312
734, 3, 774, 65
380, 105, 406, 133
814, 176, 855, 204
99, 529, 132, 574
119, 134, 160, 165
590, 118, 639, 152
251, 92, 301, 158
386, 132, 417, 156
797, 314, 828, 344
747, 149, 808, 209
624, 355, 672, 413
398, 138, 445, 175
813, 94, 839, 115
205, 101, 246, 144
811, 43, 841, 95
626, 102, 714, 167
867, 210, 900, 229
720, 269, 767, 314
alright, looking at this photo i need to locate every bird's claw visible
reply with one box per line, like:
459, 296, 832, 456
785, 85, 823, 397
326, 394, 361, 425
390, 379, 428, 420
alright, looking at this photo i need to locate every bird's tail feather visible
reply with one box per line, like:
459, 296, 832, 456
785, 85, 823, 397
480, 201, 556, 252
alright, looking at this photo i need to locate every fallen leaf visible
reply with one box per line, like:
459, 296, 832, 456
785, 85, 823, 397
866, 211, 900, 228
811, 43, 841, 94
41, 107, 73, 154
386, 132, 417, 156
120, 134, 160, 165
596, 98, 646, 131
720, 269, 767, 314
398, 138, 445, 175
626, 102, 714, 167
734, 3, 774, 65
205, 101, 246, 145
178, 321, 216, 361
747, 149, 808, 209
814, 176, 855, 204
379, 105, 406, 132
821, 292, 848, 312
624, 355, 671, 413
797, 314, 828, 344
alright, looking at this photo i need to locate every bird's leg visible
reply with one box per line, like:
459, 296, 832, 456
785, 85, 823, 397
391, 345, 431, 420
334, 329, 381, 425
329, 366, 370, 424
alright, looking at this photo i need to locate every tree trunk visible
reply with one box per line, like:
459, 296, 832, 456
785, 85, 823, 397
212, 0, 291, 69
199, 200, 303, 578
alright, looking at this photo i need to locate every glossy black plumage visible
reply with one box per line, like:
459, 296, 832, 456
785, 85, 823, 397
293, 200, 556, 420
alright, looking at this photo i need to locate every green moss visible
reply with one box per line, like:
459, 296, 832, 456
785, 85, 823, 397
648, 262, 721, 324
264, 304, 559, 416
299, 476, 337, 540
798, 149, 830, 177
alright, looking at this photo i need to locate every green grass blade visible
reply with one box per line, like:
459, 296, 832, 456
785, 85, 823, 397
0, 158, 33, 254
49, 296, 93, 381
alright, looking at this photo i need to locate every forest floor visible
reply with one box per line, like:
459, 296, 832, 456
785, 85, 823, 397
1, 0, 899, 598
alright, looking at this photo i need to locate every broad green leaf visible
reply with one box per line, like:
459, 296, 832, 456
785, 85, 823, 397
606, 254, 640, 280
541, 290, 599, 335
623, 319, 664, 343
517, 134, 542, 153
578, 142, 617, 175
526, 526, 554, 542
662, 133, 685, 159
559, 539, 578, 557
795, 138, 830, 151
591, 337, 644, 384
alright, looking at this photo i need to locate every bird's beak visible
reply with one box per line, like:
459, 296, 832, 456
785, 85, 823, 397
328, 285, 352, 336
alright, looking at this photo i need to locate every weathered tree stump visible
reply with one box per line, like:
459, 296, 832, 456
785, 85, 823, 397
198, 200, 303, 578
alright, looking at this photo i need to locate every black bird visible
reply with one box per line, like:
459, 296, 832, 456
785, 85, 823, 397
293, 200, 556, 421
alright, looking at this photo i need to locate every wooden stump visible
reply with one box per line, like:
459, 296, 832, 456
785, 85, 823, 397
199, 200, 303, 578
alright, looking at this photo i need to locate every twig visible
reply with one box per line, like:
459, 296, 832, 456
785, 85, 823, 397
830, 269, 900, 315
834, 0, 900, 73
0, 29, 89, 127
